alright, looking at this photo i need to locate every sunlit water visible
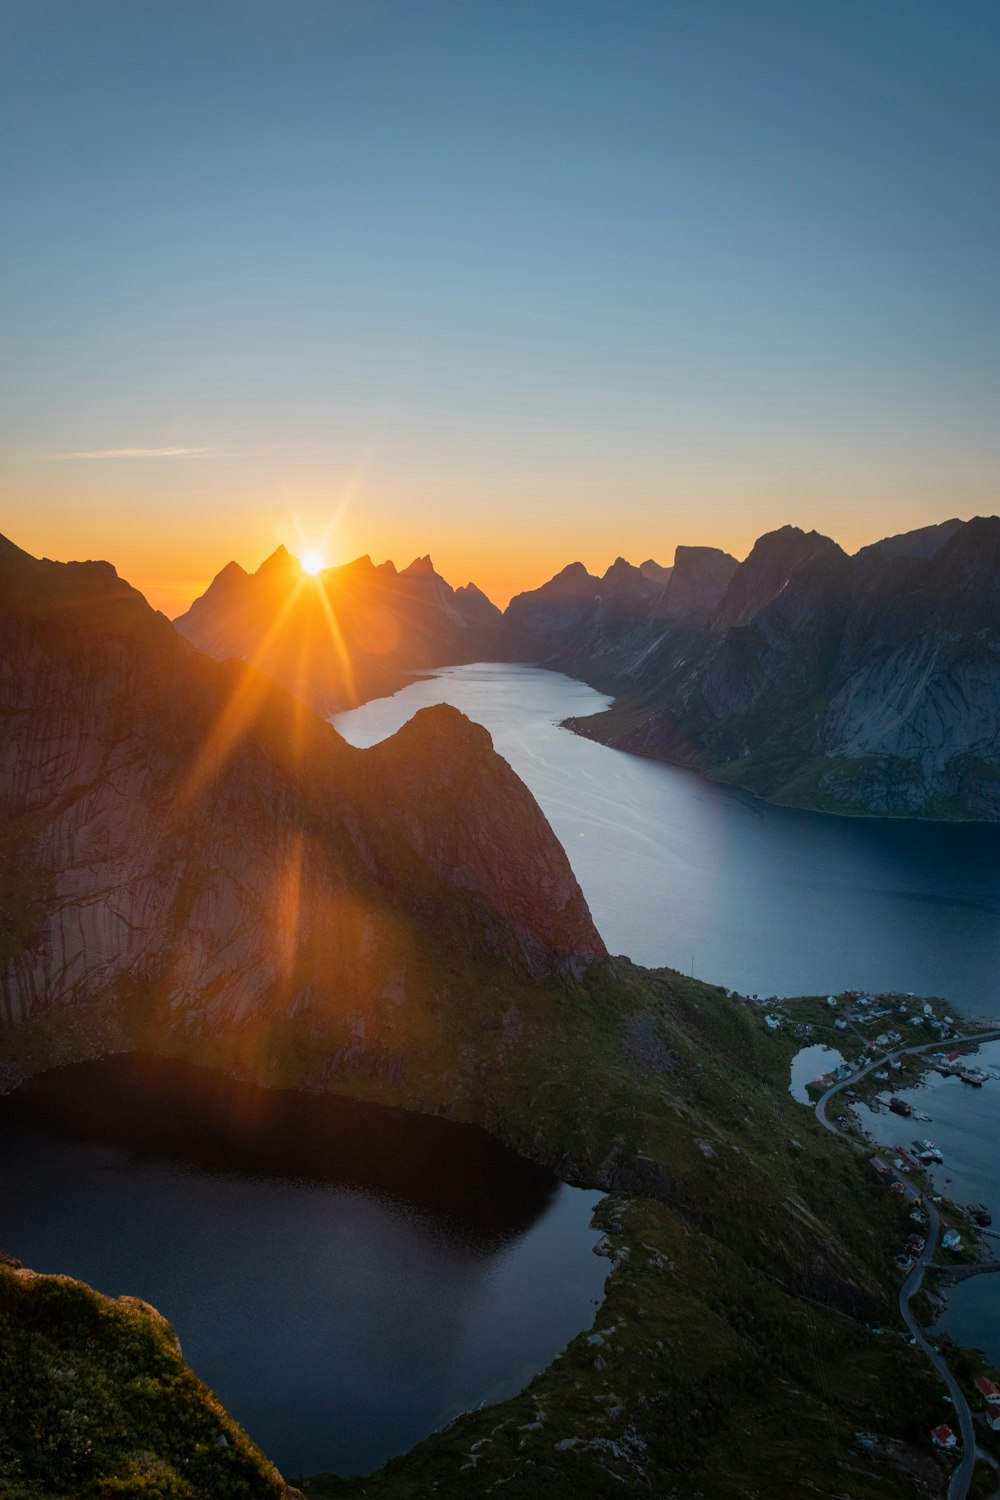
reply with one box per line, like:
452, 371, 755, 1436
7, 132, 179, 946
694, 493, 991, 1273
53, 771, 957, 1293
0, 1056, 605, 1477
335, 663, 1000, 1015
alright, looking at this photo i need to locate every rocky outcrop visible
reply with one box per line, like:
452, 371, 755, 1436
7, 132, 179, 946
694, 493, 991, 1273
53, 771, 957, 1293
712, 526, 844, 632
567, 518, 1000, 819
639, 558, 673, 588
174, 546, 513, 716
0, 535, 604, 1032
655, 545, 738, 622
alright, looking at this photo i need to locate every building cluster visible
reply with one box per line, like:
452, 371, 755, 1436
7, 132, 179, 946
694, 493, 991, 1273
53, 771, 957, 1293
974, 1376, 1000, 1432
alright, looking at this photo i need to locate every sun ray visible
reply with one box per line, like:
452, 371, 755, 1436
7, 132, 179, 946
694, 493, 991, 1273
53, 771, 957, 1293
175, 571, 309, 809
313, 575, 358, 706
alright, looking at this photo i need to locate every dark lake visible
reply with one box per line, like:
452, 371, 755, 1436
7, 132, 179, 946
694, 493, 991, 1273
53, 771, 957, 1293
336, 663, 1000, 1015
0, 1055, 605, 1477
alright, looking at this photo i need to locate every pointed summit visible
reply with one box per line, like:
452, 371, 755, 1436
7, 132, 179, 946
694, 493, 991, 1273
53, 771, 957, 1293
402, 554, 437, 578
254, 544, 297, 579
210, 560, 248, 589
639, 559, 673, 588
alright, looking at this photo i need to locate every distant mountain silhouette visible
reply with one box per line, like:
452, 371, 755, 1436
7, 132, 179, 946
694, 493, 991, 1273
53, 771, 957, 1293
504, 546, 737, 693
174, 548, 511, 715
565, 518, 1000, 819
172, 518, 1000, 819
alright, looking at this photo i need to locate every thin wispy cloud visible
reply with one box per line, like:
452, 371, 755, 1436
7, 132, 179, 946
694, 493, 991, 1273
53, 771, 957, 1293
58, 447, 213, 459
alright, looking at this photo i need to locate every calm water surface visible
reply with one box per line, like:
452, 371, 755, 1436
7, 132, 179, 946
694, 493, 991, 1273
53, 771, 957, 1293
335, 663, 1000, 1015
857, 1041, 1000, 1363
0, 1056, 605, 1477
788, 1045, 845, 1105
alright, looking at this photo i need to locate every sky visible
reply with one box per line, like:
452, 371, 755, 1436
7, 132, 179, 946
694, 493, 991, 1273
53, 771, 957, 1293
1, 0, 998, 614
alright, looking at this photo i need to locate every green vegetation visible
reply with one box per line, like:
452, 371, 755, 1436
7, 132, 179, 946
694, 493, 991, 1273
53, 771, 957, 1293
0, 1260, 287, 1500
306, 1190, 946, 1499
0, 961, 967, 1496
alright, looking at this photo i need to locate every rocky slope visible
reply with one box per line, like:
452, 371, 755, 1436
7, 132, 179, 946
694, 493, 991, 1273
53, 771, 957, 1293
567, 518, 1000, 819
0, 533, 603, 1037
174, 546, 515, 716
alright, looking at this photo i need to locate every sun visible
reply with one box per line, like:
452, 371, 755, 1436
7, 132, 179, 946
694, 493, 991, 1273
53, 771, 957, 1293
301, 549, 324, 576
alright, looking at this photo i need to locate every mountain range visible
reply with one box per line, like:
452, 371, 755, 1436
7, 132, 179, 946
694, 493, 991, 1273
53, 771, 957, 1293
559, 517, 1000, 819
174, 545, 513, 716
176, 515, 1000, 819
0, 528, 955, 1499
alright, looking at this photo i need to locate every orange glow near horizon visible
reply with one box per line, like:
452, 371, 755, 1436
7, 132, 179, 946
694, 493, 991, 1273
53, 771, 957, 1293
3, 491, 992, 622
174, 558, 358, 809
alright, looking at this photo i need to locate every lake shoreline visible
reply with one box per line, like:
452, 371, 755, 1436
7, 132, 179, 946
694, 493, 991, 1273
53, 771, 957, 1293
335, 663, 1000, 1011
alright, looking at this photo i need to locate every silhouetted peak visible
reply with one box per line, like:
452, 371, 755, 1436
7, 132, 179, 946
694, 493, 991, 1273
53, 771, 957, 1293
207, 560, 248, 592
454, 581, 502, 621
639, 559, 672, 586
254, 545, 296, 578
402, 554, 437, 578
333, 554, 376, 575
714, 527, 844, 631
0, 533, 35, 565
658, 546, 738, 620
857, 518, 966, 563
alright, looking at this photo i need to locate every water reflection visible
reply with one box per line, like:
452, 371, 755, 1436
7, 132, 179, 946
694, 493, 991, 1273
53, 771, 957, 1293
0, 1056, 605, 1476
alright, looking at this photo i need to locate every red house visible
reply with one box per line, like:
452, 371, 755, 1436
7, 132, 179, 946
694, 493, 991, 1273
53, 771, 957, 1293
975, 1376, 1000, 1404
931, 1424, 957, 1449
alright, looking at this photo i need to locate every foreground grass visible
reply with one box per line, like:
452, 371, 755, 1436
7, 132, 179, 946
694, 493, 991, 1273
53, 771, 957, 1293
0, 1260, 290, 1500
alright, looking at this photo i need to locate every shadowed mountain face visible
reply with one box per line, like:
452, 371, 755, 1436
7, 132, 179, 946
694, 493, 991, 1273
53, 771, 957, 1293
174, 547, 513, 716
0, 535, 603, 1039
503, 548, 738, 693
568, 517, 1000, 819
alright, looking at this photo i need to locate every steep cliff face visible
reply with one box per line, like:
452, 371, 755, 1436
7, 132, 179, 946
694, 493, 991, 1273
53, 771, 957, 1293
0, 536, 603, 1036
711, 526, 844, 632
174, 546, 513, 716
817, 519, 1000, 815
567, 518, 1000, 819
655, 544, 738, 621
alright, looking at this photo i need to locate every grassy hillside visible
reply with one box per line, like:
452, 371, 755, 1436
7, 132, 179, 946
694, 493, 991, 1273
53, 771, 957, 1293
0, 960, 959, 1498
0, 1259, 292, 1500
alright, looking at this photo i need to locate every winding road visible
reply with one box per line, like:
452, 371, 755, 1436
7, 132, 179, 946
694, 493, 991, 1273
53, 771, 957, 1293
815, 1029, 1000, 1500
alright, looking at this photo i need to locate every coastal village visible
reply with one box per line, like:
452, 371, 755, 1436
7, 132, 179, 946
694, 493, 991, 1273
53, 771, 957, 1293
734, 983, 1000, 1490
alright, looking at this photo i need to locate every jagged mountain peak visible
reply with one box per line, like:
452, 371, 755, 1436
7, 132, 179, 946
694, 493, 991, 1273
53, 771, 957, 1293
332, 554, 377, 576
0, 535, 605, 1041
198, 560, 248, 599
714, 526, 844, 632
655, 545, 739, 621
253, 544, 297, 579
402, 554, 437, 578
639, 559, 673, 587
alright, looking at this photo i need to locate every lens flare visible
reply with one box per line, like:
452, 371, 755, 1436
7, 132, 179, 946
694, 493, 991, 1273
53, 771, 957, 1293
301, 549, 324, 575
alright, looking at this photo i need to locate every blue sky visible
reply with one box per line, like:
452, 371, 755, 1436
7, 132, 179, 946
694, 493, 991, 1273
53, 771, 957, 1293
1, 0, 997, 609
